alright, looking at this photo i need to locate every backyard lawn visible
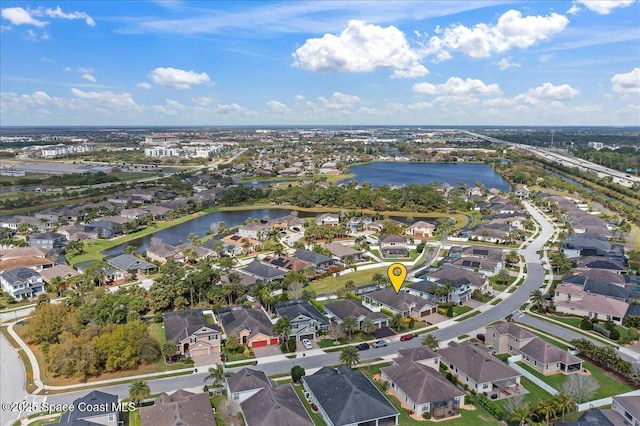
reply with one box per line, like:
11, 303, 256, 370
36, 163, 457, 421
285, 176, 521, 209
309, 266, 387, 294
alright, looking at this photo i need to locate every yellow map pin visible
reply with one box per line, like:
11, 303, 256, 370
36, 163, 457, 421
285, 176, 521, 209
387, 263, 407, 293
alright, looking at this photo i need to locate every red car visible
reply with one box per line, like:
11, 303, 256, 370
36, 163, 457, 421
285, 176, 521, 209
400, 334, 413, 341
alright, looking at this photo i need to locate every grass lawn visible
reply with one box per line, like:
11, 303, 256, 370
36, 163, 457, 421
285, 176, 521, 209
452, 305, 472, 316
148, 322, 166, 344
496, 377, 552, 410
490, 298, 503, 305
516, 361, 566, 389
309, 266, 387, 294
291, 382, 328, 426
454, 310, 480, 322
583, 362, 634, 399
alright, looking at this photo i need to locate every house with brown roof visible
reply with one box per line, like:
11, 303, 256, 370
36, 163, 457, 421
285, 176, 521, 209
40, 265, 78, 284
394, 346, 440, 370
315, 213, 340, 227
0, 256, 53, 273
218, 307, 278, 349
140, 390, 214, 426
486, 322, 582, 375
323, 242, 367, 265
146, 242, 180, 264
554, 283, 629, 325
405, 221, 436, 240
362, 288, 437, 319
381, 361, 465, 419
439, 343, 521, 397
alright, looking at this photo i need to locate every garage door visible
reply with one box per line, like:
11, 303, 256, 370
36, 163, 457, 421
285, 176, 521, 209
299, 334, 314, 341
190, 347, 210, 356
270, 338, 279, 345
251, 340, 268, 348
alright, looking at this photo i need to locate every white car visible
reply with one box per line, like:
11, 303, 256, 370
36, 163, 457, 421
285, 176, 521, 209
372, 339, 388, 348
302, 339, 313, 350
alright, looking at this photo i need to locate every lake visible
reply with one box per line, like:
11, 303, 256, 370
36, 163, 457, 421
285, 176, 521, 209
345, 162, 510, 191
103, 209, 314, 256
105, 162, 507, 256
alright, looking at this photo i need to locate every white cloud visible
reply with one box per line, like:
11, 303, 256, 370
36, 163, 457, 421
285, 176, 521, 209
153, 99, 185, 115
149, 67, 210, 89
292, 20, 426, 78
136, 82, 152, 90
1, 7, 46, 27
267, 100, 290, 114
567, 4, 582, 14
318, 92, 361, 109
70, 88, 136, 107
44, 6, 95, 26
515, 82, 579, 104
192, 96, 213, 106
216, 103, 249, 115
391, 64, 429, 79
611, 67, 640, 96
426, 9, 569, 60
81, 74, 96, 82
497, 57, 520, 70
412, 77, 500, 96
539, 54, 554, 63
572, 0, 636, 14
406, 101, 433, 111
295, 94, 305, 101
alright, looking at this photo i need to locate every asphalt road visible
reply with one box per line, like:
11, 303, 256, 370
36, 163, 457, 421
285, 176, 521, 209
0, 332, 26, 426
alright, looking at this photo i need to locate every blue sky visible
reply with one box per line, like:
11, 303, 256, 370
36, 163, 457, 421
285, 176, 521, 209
1, 0, 638, 126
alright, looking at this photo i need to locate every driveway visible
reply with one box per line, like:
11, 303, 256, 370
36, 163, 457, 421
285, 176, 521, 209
252, 345, 283, 358
192, 352, 221, 368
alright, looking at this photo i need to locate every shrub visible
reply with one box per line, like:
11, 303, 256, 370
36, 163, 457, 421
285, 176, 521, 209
619, 336, 632, 345
287, 338, 297, 352
629, 327, 639, 340
446, 306, 454, 317
408, 318, 415, 329
609, 328, 620, 341
593, 323, 611, 338
422, 412, 432, 420
580, 318, 593, 330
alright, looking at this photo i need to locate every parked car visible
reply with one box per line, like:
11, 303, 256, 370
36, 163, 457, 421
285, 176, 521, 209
372, 340, 387, 348
476, 333, 485, 342
302, 339, 313, 350
400, 334, 413, 341
356, 343, 370, 351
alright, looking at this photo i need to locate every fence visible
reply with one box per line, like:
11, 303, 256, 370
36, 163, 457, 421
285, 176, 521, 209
507, 355, 559, 396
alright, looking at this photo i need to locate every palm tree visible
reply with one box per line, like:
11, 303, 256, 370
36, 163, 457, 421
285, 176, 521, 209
441, 283, 454, 303
537, 397, 558, 426
344, 280, 356, 294
556, 392, 576, 422
342, 316, 358, 339
421, 334, 439, 351
273, 316, 292, 343
129, 380, 151, 407
339, 346, 360, 368
530, 289, 547, 312
372, 272, 386, 287
204, 364, 225, 391
361, 319, 376, 335
510, 402, 532, 426
160, 341, 177, 362
390, 313, 404, 332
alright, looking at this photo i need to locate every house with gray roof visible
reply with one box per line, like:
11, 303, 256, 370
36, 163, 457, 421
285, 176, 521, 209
381, 361, 465, 419
554, 283, 629, 325
106, 254, 156, 274
302, 366, 399, 426
576, 256, 628, 274
394, 346, 440, 370
240, 384, 313, 426
439, 343, 521, 397
0, 267, 43, 299
323, 299, 388, 329
563, 233, 612, 259
423, 267, 488, 291
518, 337, 583, 375
29, 232, 66, 249
323, 242, 366, 265
294, 249, 335, 273
163, 310, 221, 362
378, 234, 409, 258
406, 278, 472, 304
451, 256, 502, 277
140, 390, 214, 426
218, 307, 278, 349
226, 368, 274, 411
362, 287, 437, 319
241, 260, 286, 282
563, 275, 630, 301
274, 299, 329, 341
486, 321, 536, 354
48, 390, 119, 426
557, 395, 640, 426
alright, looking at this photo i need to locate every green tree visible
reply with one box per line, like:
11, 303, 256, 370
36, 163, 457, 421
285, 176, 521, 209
129, 380, 151, 407
339, 346, 360, 368
530, 289, 546, 312
390, 313, 404, 331
342, 316, 358, 339
291, 365, 305, 383
224, 333, 240, 352
161, 341, 177, 362
187, 233, 201, 246
421, 334, 439, 351
556, 392, 576, 422
496, 268, 511, 286
274, 316, 292, 342
204, 364, 225, 390
361, 319, 376, 335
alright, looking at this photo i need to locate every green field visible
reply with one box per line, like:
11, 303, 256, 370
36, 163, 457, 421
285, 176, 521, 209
309, 267, 387, 295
